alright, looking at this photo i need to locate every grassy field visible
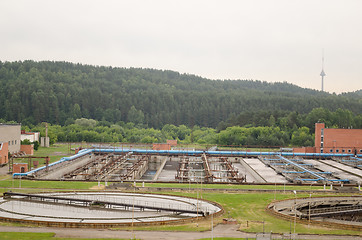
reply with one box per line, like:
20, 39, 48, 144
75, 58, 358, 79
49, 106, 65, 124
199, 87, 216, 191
136, 182, 325, 191
0, 232, 132, 240
0, 232, 250, 240
10, 144, 74, 167
0, 179, 97, 194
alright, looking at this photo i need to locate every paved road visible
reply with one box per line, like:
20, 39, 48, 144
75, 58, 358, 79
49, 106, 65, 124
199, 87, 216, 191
0, 224, 362, 240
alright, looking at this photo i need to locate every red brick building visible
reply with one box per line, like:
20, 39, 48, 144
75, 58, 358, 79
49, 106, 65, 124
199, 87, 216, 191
20, 144, 34, 155
315, 122, 362, 155
152, 143, 171, 150
13, 163, 28, 173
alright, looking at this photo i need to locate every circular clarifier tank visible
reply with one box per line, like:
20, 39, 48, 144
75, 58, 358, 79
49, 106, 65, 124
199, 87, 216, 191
0, 192, 222, 227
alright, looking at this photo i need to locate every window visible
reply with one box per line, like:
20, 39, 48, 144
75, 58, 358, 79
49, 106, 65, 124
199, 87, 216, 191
320, 149, 323, 153
15, 140, 17, 144
12, 140, 14, 145
336, 149, 339, 153
321, 136, 324, 142
348, 149, 352, 153
329, 149, 333, 153
360, 149, 362, 153
342, 149, 345, 153
321, 143, 324, 147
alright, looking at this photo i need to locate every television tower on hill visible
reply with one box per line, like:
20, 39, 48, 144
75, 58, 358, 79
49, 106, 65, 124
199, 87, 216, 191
320, 50, 326, 92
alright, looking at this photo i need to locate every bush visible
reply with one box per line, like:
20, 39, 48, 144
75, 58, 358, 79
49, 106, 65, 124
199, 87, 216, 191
21, 139, 31, 145
33, 141, 40, 151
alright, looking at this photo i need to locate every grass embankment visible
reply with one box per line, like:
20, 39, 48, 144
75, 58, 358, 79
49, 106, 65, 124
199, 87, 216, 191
0, 232, 132, 240
0, 179, 97, 194
10, 144, 74, 167
137, 182, 323, 191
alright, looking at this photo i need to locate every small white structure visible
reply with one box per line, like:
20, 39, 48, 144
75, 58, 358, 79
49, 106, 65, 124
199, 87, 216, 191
21, 131, 40, 142
41, 137, 49, 147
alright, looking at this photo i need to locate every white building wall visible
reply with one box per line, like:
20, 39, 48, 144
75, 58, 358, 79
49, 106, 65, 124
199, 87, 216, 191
21, 132, 40, 142
0, 124, 21, 154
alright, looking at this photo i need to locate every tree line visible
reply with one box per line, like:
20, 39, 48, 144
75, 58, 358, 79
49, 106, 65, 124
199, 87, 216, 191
1, 60, 361, 130
10, 107, 360, 147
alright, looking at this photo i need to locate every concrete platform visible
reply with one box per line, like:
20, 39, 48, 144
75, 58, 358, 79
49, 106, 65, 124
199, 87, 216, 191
156, 160, 178, 181
232, 163, 258, 183
304, 159, 362, 183
243, 158, 288, 183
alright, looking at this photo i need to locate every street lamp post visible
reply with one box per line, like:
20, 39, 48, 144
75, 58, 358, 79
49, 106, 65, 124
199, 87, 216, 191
293, 190, 297, 236
132, 175, 135, 239
274, 177, 276, 200
211, 212, 213, 240
309, 182, 315, 226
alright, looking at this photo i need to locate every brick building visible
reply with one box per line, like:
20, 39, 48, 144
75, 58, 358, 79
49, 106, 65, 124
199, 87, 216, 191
12, 163, 28, 173
152, 143, 171, 150
20, 144, 34, 155
315, 122, 362, 155
0, 124, 21, 154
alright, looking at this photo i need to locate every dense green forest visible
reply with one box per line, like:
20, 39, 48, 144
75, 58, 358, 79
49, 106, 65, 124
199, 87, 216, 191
14, 107, 361, 147
1, 60, 361, 147
1, 60, 361, 129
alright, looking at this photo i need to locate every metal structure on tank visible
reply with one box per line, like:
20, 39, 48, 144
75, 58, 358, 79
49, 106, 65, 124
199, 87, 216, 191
12, 148, 361, 185
0, 191, 223, 228
260, 155, 350, 184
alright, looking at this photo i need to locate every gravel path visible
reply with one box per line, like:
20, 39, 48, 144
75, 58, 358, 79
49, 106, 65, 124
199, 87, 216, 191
0, 224, 361, 240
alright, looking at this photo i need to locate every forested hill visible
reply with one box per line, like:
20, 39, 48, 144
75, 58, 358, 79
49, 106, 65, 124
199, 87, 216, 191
0, 60, 361, 128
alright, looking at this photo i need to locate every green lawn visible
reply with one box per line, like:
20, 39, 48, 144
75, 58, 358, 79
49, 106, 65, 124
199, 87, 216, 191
10, 144, 74, 168
137, 182, 326, 191
0, 179, 97, 194
0, 232, 55, 240
0, 232, 131, 240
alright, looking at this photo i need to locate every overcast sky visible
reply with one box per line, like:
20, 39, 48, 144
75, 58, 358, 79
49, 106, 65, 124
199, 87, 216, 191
1, 0, 361, 93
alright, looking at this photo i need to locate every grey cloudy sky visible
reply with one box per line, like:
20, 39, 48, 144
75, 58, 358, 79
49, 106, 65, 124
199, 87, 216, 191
1, 0, 361, 93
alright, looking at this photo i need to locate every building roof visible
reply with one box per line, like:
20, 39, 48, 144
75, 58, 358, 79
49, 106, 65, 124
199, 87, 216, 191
0, 123, 21, 127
